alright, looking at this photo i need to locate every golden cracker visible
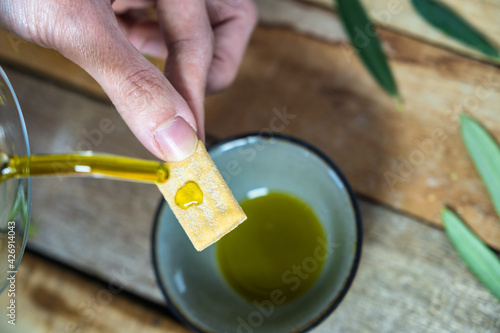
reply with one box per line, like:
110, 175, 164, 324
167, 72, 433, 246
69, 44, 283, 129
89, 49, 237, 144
157, 141, 247, 251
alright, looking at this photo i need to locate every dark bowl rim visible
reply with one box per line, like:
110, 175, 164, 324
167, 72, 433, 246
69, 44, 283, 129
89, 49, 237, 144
151, 132, 363, 333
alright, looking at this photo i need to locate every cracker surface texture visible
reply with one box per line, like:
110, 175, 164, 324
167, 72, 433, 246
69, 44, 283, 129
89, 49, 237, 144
157, 141, 247, 251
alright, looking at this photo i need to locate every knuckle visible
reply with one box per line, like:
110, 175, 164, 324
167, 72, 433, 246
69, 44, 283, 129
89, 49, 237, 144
216, 77, 233, 91
212, 0, 258, 26
120, 68, 164, 109
168, 31, 214, 53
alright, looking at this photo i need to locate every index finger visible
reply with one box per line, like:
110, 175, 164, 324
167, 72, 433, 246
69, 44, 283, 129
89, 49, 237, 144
157, 0, 215, 140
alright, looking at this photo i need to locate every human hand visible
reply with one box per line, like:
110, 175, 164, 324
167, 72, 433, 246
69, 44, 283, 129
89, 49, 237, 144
0, 0, 257, 161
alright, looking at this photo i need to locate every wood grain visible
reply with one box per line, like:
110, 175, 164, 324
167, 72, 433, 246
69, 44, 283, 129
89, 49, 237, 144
0, 30, 163, 101
2, 67, 499, 332
0, 30, 107, 100
0, 252, 189, 333
205, 25, 500, 249
2, 0, 498, 104
323, 201, 500, 333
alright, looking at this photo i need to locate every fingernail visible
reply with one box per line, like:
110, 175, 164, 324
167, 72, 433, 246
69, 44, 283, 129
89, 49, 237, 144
154, 117, 198, 162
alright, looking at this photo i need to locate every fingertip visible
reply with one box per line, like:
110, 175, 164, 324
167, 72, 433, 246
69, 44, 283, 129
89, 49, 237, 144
206, 56, 237, 94
154, 116, 198, 162
125, 21, 168, 59
206, 0, 258, 94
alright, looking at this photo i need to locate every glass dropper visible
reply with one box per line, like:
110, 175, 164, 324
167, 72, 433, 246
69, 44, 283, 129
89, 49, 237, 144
0, 151, 169, 184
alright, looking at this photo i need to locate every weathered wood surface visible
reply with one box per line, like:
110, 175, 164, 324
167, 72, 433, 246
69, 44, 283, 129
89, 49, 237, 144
0, 208, 498, 333
205, 25, 500, 250
2, 4, 500, 249
2, 0, 499, 102
0, 30, 107, 100
301, 0, 500, 63
324, 201, 499, 333
1, 67, 498, 332
0, 252, 189, 333
0, 31, 162, 101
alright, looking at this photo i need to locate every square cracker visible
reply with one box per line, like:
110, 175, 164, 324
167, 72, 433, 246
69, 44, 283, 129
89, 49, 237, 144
157, 141, 247, 251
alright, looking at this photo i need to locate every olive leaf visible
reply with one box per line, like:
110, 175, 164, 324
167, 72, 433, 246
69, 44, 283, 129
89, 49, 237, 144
411, 0, 499, 60
460, 114, 500, 218
442, 208, 500, 300
442, 114, 500, 301
335, 0, 401, 106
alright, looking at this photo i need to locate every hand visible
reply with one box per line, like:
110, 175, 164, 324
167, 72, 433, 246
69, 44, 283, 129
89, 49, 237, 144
0, 0, 257, 161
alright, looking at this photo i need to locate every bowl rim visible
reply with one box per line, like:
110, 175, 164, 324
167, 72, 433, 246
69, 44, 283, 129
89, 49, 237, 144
151, 133, 363, 333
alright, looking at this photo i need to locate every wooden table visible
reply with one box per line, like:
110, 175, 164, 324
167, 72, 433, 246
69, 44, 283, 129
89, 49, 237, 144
0, 0, 499, 331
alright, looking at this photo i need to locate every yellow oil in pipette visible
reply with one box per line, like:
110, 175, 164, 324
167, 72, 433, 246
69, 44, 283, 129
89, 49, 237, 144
0, 151, 169, 184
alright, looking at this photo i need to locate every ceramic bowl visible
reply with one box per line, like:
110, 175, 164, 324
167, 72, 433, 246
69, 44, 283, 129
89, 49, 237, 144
152, 134, 362, 332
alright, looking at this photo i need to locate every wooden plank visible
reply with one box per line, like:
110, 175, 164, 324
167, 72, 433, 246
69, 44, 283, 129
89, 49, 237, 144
0, 252, 189, 333
300, 0, 500, 64
205, 25, 500, 250
2, 67, 499, 331
0, 30, 163, 101
0, 30, 108, 100
324, 201, 500, 333
1, 0, 498, 104
1, 209, 498, 333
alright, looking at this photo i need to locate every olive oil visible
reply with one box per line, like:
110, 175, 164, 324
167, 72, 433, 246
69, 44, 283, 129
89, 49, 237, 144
175, 181, 203, 209
217, 192, 326, 304
0, 152, 169, 184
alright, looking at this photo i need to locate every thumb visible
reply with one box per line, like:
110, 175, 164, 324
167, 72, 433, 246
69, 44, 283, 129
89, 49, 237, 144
53, 1, 199, 162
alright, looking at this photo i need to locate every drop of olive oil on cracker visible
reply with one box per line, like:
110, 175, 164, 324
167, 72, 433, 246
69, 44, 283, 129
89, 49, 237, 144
175, 181, 203, 209
217, 192, 326, 304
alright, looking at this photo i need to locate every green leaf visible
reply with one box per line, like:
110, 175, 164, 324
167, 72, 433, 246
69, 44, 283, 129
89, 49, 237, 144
411, 0, 499, 59
335, 0, 400, 100
460, 114, 500, 218
442, 208, 500, 300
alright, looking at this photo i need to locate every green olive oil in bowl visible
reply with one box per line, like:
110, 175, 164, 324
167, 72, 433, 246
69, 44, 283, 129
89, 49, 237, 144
217, 191, 326, 304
